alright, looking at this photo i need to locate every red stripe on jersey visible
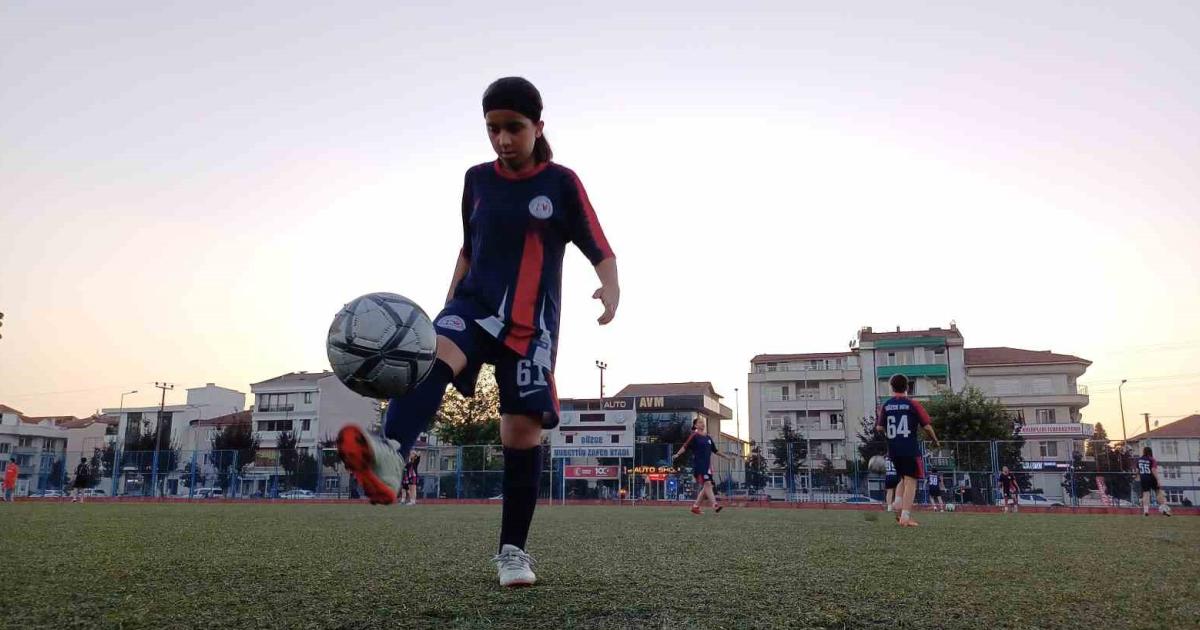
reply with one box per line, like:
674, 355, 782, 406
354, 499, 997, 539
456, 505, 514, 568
916, 457, 926, 480
504, 226, 544, 356
493, 160, 550, 181
568, 170, 614, 261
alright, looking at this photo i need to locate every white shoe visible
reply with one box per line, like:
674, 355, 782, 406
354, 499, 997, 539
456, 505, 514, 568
493, 544, 537, 587
336, 425, 404, 505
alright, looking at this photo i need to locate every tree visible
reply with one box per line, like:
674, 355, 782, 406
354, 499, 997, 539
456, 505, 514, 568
277, 430, 300, 490
434, 366, 503, 498
769, 423, 807, 492
48, 458, 66, 490
211, 421, 259, 492
744, 442, 767, 494
122, 430, 181, 495
855, 416, 888, 467
923, 386, 1025, 483
813, 457, 837, 490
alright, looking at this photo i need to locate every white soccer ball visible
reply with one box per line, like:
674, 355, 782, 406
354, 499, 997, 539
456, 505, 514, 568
867, 455, 887, 474
326, 292, 437, 399
946, 503, 956, 512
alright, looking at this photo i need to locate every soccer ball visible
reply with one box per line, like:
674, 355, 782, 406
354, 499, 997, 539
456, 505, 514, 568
946, 503, 956, 512
326, 292, 437, 399
867, 455, 887, 474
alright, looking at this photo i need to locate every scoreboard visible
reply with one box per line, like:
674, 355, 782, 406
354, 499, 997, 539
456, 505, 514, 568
550, 400, 635, 458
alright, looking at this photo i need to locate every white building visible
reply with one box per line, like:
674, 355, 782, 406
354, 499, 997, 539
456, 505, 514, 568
242, 371, 379, 495
1134, 415, 1200, 506
105, 383, 246, 454
0, 404, 119, 495
749, 325, 1092, 499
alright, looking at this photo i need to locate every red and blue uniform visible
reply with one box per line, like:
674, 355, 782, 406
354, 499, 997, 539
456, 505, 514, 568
875, 396, 931, 479
436, 160, 614, 427
682, 431, 718, 484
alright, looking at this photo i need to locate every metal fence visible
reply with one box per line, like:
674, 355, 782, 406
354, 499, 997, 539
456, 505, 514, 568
9, 438, 1198, 508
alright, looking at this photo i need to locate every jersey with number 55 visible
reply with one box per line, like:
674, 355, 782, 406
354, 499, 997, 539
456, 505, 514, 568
875, 397, 932, 457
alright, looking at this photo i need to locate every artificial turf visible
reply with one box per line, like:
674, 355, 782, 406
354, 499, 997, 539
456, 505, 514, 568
1, 503, 1196, 629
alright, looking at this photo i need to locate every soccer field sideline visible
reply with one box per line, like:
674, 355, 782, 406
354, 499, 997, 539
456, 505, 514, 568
14, 495, 1200, 517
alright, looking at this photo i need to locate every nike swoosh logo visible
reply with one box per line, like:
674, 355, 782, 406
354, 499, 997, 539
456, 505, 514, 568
518, 389, 544, 398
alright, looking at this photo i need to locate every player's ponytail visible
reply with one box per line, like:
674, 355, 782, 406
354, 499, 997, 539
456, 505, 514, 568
533, 133, 553, 164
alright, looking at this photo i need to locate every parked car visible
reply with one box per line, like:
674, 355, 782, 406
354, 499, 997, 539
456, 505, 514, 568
842, 495, 882, 505
30, 489, 65, 498
82, 489, 106, 497
996, 493, 1064, 507
279, 489, 315, 499
194, 488, 225, 499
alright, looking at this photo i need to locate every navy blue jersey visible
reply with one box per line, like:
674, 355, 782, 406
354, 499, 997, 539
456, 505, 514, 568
457, 161, 614, 361
884, 457, 897, 478
928, 471, 940, 487
875, 396, 932, 458
685, 432, 718, 476
1137, 456, 1156, 476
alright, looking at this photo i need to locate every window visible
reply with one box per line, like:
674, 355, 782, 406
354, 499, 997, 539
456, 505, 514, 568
1161, 465, 1181, 480
259, 394, 292, 411
256, 420, 294, 432
829, 414, 842, 429
1031, 379, 1054, 395
0, 443, 8, 453
1039, 441, 1058, 458
17, 437, 33, 448
1162, 441, 1179, 457
885, 352, 897, 367
1006, 409, 1025, 423
932, 348, 946, 364
324, 477, 339, 491
780, 385, 790, 401
832, 443, 844, 459
1035, 409, 1056, 424
766, 417, 786, 430
767, 474, 785, 489
304, 392, 313, 404
1165, 490, 1184, 504
441, 457, 455, 471
302, 419, 311, 432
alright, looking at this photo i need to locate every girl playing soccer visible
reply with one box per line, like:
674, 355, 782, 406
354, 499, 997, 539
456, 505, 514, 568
400, 452, 421, 506
337, 77, 619, 587
673, 418, 730, 514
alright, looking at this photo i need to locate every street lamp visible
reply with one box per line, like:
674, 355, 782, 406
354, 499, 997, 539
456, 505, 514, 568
595, 361, 607, 399
1118, 379, 1128, 444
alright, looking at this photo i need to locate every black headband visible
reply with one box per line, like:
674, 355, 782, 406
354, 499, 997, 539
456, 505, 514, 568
482, 77, 543, 122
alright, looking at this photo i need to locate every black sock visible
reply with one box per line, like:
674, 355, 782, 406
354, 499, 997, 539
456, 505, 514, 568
499, 446, 542, 552
383, 359, 453, 457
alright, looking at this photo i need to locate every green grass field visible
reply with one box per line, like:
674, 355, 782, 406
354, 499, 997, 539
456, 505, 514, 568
2, 503, 1197, 629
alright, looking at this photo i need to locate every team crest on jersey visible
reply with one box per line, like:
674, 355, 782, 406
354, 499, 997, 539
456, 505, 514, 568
528, 195, 553, 219
436, 315, 466, 332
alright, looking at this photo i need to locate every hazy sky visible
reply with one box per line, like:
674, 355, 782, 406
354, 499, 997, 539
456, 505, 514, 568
2, 1, 1198, 441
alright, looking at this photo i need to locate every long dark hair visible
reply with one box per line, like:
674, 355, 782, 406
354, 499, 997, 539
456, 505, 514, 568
533, 133, 553, 163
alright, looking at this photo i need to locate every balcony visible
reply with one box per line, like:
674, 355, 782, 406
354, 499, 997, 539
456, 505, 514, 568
257, 404, 295, 413
876, 364, 949, 378
762, 427, 848, 441
996, 393, 1089, 408
750, 368, 860, 383
764, 397, 845, 413
1017, 423, 1094, 438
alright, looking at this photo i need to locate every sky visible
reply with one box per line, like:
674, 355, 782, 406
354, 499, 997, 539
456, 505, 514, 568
1, 1, 1198, 442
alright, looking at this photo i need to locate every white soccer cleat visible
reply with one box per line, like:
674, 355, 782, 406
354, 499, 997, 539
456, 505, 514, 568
493, 544, 537, 587
336, 425, 404, 505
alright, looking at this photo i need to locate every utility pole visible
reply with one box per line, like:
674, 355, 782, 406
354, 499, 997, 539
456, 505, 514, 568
151, 382, 174, 497
1142, 413, 1151, 436
1118, 379, 1128, 444
595, 361, 607, 399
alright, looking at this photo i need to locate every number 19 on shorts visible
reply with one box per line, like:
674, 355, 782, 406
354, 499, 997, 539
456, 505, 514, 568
886, 415, 911, 439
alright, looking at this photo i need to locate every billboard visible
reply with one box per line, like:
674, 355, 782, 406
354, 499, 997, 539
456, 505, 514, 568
551, 406, 635, 458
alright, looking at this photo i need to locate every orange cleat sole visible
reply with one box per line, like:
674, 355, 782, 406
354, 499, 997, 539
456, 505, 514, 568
337, 425, 397, 505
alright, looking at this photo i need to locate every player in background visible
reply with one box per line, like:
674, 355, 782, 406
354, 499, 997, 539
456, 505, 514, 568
673, 418, 730, 515
875, 374, 940, 527
400, 452, 422, 506
927, 466, 945, 512
1138, 447, 1172, 517
997, 466, 1019, 513
337, 77, 619, 587
71, 457, 91, 503
884, 456, 900, 514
